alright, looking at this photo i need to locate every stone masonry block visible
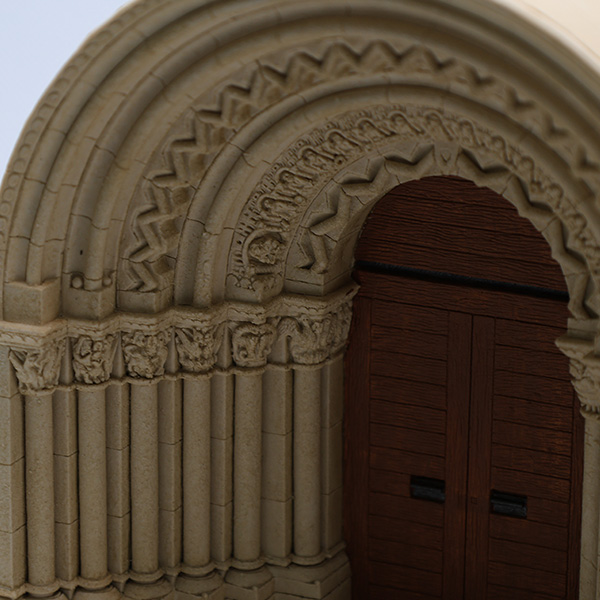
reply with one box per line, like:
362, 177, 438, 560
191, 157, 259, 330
321, 358, 344, 429
210, 502, 232, 562
0, 393, 23, 465
108, 513, 130, 575
211, 373, 233, 439
321, 487, 343, 551
106, 383, 129, 450
158, 379, 182, 444
263, 369, 293, 434
159, 507, 182, 569
0, 460, 25, 532
261, 498, 292, 559
0, 526, 26, 587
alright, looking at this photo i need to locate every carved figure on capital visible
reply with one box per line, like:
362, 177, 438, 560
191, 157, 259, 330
72, 334, 118, 384
279, 303, 352, 365
9, 340, 66, 394
122, 330, 169, 379
231, 322, 277, 367
556, 336, 600, 417
175, 324, 223, 373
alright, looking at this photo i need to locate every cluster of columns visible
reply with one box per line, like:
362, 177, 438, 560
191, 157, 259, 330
0, 292, 353, 600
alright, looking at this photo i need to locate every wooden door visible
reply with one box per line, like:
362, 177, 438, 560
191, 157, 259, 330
344, 177, 583, 599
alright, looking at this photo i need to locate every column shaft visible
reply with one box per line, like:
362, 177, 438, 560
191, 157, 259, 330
130, 383, 159, 574
25, 394, 56, 585
293, 367, 321, 557
233, 373, 262, 562
183, 378, 211, 567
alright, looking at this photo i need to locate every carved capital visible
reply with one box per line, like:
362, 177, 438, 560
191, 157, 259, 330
556, 335, 600, 417
72, 334, 118, 384
279, 302, 352, 365
9, 340, 66, 394
122, 330, 169, 379
231, 322, 276, 367
175, 325, 223, 373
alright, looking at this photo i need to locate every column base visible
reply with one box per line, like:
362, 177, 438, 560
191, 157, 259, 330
124, 578, 173, 600
73, 586, 122, 600
175, 572, 224, 600
268, 552, 350, 600
224, 567, 274, 600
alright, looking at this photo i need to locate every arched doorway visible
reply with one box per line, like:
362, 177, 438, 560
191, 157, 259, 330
344, 177, 583, 598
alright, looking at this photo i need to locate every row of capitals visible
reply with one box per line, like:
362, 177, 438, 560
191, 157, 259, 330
2, 286, 356, 394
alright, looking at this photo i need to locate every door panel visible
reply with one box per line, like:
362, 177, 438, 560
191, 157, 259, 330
344, 176, 583, 598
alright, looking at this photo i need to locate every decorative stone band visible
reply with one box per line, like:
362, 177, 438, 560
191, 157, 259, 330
1, 284, 357, 394
556, 335, 600, 418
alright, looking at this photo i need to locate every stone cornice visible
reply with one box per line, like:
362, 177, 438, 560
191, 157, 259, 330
2, 284, 357, 393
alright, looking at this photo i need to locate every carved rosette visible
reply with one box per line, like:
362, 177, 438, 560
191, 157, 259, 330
231, 322, 277, 368
72, 334, 118, 384
122, 330, 170, 379
175, 324, 223, 373
9, 340, 66, 394
556, 335, 600, 417
279, 302, 352, 365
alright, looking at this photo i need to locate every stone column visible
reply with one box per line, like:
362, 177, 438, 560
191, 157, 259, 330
556, 335, 600, 599
71, 334, 120, 600
8, 341, 67, 600
174, 324, 224, 599
121, 330, 171, 600
225, 322, 276, 600
268, 301, 353, 598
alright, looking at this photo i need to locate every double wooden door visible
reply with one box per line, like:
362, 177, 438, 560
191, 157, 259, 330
343, 177, 583, 599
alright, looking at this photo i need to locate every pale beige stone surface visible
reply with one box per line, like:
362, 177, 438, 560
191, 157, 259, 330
3, 0, 600, 597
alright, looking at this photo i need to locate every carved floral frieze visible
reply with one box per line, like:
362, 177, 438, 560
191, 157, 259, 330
3, 286, 357, 391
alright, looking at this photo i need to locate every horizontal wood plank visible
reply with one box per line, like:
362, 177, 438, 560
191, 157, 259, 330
492, 420, 572, 456
368, 537, 443, 573
488, 561, 565, 597
369, 491, 444, 526
370, 446, 445, 479
492, 444, 572, 480
495, 319, 565, 354
495, 346, 571, 381
369, 560, 442, 596
371, 375, 447, 410
488, 538, 567, 575
369, 584, 438, 600
371, 325, 448, 361
487, 584, 560, 600
371, 349, 447, 385
370, 422, 446, 457
369, 514, 443, 549
489, 513, 569, 550
370, 398, 446, 434
494, 370, 574, 405
372, 299, 448, 334
493, 396, 572, 432
492, 466, 570, 504
356, 271, 569, 326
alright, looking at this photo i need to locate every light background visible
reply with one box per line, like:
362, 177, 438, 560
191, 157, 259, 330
0, 0, 598, 181
0, 1, 131, 177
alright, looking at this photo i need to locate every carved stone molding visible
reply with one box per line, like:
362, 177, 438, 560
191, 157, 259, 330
231, 322, 277, 368
556, 335, 600, 417
2, 285, 358, 389
175, 324, 223, 373
9, 340, 66, 394
279, 304, 352, 365
72, 334, 118, 384
122, 330, 170, 379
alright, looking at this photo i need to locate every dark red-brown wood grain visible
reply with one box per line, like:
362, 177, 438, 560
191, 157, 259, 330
344, 176, 583, 599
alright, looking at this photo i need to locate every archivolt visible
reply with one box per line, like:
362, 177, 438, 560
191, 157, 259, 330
2, 0, 600, 331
